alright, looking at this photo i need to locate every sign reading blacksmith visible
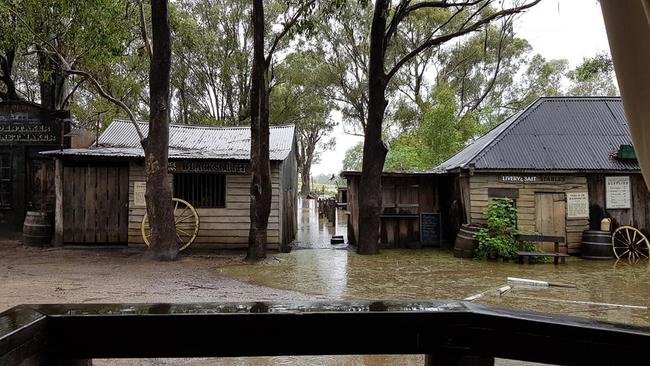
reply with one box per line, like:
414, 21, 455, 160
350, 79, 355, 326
0, 101, 67, 146
169, 160, 249, 174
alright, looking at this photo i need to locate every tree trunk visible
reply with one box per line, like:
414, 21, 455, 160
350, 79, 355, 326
300, 164, 311, 196
357, 0, 390, 255
246, 0, 269, 261
38, 51, 68, 110
145, 0, 177, 261
0, 49, 21, 101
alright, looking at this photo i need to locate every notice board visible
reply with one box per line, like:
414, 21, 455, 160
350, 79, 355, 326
420, 213, 441, 247
606, 176, 631, 209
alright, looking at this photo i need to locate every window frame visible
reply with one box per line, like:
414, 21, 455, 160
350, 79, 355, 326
173, 172, 227, 209
0, 152, 12, 210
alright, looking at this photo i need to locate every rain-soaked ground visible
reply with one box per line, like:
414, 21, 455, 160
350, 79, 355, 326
3, 198, 649, 365
223, 199, 650, 328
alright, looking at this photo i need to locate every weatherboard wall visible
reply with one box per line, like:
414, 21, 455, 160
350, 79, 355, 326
468, 173, 590, 254
127, 162, 282, 249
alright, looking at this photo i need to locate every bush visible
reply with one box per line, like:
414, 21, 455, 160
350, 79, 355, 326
474, 198, 519, 260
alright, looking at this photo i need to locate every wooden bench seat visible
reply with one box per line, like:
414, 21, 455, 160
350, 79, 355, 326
515, 234, 568, 265
516, 251, 570, 264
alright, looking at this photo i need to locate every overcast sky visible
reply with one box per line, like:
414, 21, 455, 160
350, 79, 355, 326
311, 0, 612, 176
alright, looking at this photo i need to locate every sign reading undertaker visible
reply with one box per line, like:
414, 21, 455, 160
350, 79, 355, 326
169, 160, 250, 174
0, 102, 66, 146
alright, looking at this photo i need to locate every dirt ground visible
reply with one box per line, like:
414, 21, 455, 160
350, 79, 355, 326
0, 240, 321, 311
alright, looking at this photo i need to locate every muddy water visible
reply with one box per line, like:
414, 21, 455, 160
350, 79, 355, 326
222, 199, 650, 327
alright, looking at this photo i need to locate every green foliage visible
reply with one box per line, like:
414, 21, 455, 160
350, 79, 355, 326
342, 142, 363, 171
384, 83, 480, 171
474, 198, 519, 260
567, 53, 618, 96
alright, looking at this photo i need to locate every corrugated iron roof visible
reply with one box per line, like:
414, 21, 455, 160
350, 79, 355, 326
42, 120, 296, 161
437, 97, 638, 172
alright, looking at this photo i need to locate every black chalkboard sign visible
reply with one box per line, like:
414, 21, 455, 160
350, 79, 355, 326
420, 213, 441, 247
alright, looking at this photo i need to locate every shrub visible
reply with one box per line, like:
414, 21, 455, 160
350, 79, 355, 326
474, 198, 519, 260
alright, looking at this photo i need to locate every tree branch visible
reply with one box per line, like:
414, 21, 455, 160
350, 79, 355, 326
386, 0, 541, 81
265, 0, 315, 67
136, 0, 153, 61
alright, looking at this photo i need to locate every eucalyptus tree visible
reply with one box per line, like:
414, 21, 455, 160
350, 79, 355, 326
248, 0, 325, 260
357, 0, 541, 255
269, 51, 336, 196
171, 0, 252, 124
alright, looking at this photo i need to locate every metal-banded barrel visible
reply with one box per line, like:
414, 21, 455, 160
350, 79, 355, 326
581, 230, 613, 260
454, 224, 480, 258
22, 211, 53, 247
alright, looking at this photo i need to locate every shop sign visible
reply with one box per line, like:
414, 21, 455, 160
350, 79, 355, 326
606, 176, 631, 209
499, 175, 565, 184
567, 192, 589, 218
134, 181, 146, 207
0, 118, 61, 145
169, 160, 249, 174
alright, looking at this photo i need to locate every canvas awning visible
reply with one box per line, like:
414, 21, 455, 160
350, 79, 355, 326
601, 1, 650, 189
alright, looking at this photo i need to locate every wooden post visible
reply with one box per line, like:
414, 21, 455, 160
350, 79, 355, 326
53, 159, 63, 246
425, 353, 494, 366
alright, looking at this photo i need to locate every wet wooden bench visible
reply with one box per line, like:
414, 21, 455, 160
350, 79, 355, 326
516, 234, 569, 264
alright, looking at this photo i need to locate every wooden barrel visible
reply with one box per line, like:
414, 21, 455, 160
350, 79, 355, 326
23, 211, 53, 247
454, 224, 480, 258
581, 230, 613, 260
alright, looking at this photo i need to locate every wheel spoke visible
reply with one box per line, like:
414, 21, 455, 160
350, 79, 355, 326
626, 228, 631, 244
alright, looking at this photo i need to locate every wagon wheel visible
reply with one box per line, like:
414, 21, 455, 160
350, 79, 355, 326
612, 225, 650, 261
141, 198, 200, 251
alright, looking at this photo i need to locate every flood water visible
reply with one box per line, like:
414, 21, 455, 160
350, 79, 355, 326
102, 199, 650, 366
222, 199, 650, 327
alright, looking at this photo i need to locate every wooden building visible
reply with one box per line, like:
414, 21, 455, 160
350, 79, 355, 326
437, 97, 649, 254
42, 120, 298, 251
0, 101, 71, 238
341, 172, 443, 249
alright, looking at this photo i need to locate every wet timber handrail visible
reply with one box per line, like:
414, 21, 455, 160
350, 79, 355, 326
1, 301, 650, 366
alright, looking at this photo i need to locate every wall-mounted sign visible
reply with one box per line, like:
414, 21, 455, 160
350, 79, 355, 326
169, 160, 249, 174
134, 181, 146, 207
0, 118, 62, 145
606, 176, 631, 209
567, 192, 589, 218
0, 101, 69, 146
499, 175, 565, 184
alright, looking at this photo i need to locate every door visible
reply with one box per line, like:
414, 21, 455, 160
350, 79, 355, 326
535, 193, 566, 252
63, 164, 129, 244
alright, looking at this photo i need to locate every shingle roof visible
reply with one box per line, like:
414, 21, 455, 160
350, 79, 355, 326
42, 120, 296, 161
437, 97, 638, 172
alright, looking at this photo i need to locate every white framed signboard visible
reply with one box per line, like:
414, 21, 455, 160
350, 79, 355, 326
134, 181, 146, 207
606, 176, 631, 209
566, 192, 589, 218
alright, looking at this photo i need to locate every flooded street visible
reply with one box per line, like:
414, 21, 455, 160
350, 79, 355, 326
223, 199, 650, 327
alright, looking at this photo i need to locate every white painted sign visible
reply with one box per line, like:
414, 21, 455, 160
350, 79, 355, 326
134, 181, 146, 207
567, 192, 589, 218
606, 176, 631, 209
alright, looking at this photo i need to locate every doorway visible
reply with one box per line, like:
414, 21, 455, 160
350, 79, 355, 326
535, 193, 566, 252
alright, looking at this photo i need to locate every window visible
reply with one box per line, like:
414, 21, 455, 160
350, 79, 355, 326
173, 173, 225, 208
0, 154, 11, 209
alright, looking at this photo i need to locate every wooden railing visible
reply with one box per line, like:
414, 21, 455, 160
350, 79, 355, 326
2, 301, 649, 366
